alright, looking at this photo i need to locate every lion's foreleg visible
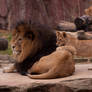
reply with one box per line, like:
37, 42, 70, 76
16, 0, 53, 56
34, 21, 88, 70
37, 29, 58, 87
3, 64, 16, 73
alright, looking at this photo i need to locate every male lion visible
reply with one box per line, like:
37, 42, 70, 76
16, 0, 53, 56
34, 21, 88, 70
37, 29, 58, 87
3, 21, 57, 75
56, 31, 92, 57
27, 45, 76, 79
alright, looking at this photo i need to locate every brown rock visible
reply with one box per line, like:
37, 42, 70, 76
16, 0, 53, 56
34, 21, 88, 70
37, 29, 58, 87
74, 15, 92, 31
77, 30, 92, 40
0, 38, 8, 50
0, 0, 92, 29
0, 55, 15, 69
0, 55, 14, 62
55, 21, 76, 32
0, 64, 92, 92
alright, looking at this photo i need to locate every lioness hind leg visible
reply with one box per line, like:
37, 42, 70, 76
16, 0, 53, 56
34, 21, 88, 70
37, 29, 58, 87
3, 64, 16, 73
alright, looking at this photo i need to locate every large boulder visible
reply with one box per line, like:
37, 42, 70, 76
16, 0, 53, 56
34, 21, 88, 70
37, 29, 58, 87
77, 30, 92, 40
0, 63, 92, 92
0, 38, 8, 50
55, 21, 76, 32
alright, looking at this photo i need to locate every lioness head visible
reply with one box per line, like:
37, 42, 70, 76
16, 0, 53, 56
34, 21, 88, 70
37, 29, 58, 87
56, 31, 77, 46
11, 22, 42, 63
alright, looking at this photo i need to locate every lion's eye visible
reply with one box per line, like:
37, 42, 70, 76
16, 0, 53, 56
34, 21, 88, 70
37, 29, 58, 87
19, 38, 22, 41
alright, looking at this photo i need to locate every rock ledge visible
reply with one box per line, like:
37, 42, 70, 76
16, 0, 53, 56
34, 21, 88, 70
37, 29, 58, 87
0, 64, 92, 92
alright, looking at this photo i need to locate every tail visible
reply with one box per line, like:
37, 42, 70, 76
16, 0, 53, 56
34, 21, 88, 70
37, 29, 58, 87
27, 68, 57, 79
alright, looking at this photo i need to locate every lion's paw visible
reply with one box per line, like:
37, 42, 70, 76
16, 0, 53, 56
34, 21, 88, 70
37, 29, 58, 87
3, 67, 15, 73
3, 68, 12, 73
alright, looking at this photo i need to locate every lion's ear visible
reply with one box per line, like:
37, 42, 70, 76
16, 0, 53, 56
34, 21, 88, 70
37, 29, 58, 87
62, 32, 67, 38
25, 31, 35, 40
56, 31, 60, 36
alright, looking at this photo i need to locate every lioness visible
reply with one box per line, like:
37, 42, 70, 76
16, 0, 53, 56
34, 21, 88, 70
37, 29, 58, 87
27, 45, 76, 79
56, 31, 92, 57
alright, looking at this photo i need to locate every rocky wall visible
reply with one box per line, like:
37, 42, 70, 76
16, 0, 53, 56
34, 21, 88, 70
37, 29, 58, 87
0, 0, 92, 30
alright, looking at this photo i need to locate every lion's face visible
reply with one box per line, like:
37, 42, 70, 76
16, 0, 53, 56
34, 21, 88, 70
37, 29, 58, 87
11, 34, 22, 57
11, 31, 33, 62
10, 24, 41, 63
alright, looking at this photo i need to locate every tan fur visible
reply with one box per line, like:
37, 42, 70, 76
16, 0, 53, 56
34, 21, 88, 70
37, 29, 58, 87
57, 31, 92, 57
4, 24, 42, 73
10, 25, 42, 63
3, 22, 56, 74
27, 46, 76, 79
85, 6, 92, 16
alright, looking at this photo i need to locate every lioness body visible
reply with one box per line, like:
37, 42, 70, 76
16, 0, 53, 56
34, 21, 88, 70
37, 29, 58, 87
57, 31, 92, 57
27, 46, 76, 79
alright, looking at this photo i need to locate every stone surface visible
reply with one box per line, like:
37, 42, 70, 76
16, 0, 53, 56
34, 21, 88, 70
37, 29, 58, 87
0, 63, 92, 92
0, 55, 15, 62
0, 55, 15, 71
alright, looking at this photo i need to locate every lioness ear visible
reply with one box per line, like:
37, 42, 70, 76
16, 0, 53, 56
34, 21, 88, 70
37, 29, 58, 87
56, 31, 60, 36
62, 32, 67, 38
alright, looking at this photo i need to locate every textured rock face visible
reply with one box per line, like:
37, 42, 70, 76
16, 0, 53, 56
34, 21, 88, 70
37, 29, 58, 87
0, 0, 92, 29
0, 63, 92, 92
0, 38, 8, 50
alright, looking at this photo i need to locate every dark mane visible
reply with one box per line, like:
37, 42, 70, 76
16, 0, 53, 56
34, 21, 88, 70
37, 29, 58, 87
14, 20, 31, 29
14, 21, 57, 75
